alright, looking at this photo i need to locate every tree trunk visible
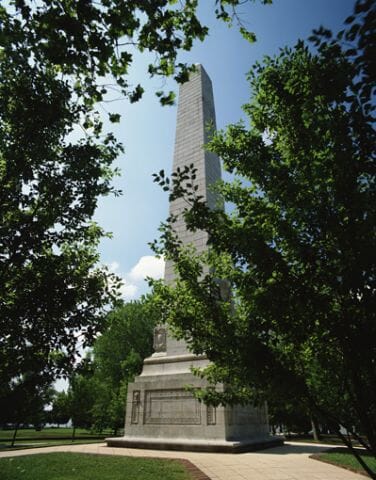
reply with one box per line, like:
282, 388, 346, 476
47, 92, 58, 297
312, 400, 376, 477
11, 423, 19, 447
311, 417, 321, 442
337, 429, 376, 480
71, 425, 76, 443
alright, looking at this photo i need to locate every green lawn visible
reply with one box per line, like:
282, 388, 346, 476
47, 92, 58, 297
313, 448, 376, 477
0, 438, 107, 451
0, 427, 117, 451
0, 453, 194, 480
0, 428, 112, 440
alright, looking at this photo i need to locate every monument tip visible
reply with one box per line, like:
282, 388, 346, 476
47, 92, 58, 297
192, 63, 211, 82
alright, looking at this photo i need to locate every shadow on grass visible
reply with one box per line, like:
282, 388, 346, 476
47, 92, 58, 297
310, 447, 375, 478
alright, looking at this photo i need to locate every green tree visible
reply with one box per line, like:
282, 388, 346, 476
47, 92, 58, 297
0, 53, 122, 403
50, 390, 71, 427
0, 0, 268, 417
90, 298, 157, 434
0, 0, 203, 403
59, 299, 156, 435
151, 0, 376, 475
0, 375, 53, 446
67, 372, 96, 440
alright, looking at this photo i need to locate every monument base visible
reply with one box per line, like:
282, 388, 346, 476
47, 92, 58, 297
105, 352, 283, 453
106, 435, 283, 453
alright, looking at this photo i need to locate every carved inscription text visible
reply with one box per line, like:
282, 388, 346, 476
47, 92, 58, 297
144, 389, 201, 425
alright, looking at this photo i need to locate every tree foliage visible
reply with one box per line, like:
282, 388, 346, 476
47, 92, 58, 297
50, 390, 71, 426
68, 371, 97, 435
151, 0, 376, 472
0, 0, 264, 107
89, 298, 156, 433
0, 375, 53, 446
0, 0, 269, 412
0, 52, 122, 403
64, 298, 156, 434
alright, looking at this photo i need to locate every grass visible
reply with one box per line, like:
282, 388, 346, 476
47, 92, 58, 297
0, 438, 106, 451
0, 452, 195, 480
0, 427, 112, 440
0, 427, 115, 451
312, 448, 376, 477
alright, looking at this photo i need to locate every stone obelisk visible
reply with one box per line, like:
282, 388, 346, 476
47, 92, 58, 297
107, 65, 282, 452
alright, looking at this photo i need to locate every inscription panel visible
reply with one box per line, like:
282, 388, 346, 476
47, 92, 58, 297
144, 389, 201, 425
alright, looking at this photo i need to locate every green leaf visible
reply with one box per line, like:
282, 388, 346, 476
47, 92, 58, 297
240, 27, 257, 43
108, 113, 121, 123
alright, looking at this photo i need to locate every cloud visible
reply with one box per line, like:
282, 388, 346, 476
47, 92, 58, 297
107, 256, 165, 301
129, 255, 165, 282
107, 261, 120, 272
119, 283, 138, 299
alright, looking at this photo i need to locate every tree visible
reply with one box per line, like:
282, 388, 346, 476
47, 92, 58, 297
56, 299, 156, 436
0, 0, 266, 109
0, 375, 53, 446
151, 0, 376, 475
0, 51, 122, 403
0, 0, 269, 418
0, 0, 203, 402
89, 298, 157, 434
50, 390, 71, 427
67, 372, 96, 440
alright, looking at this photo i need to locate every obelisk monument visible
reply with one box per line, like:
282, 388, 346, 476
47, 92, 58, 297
107, 65, 281, 452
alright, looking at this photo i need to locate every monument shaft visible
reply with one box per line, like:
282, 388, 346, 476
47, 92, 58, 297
164, 64, 221, 357
107, 65, 281, 452
164, 63, 220, 286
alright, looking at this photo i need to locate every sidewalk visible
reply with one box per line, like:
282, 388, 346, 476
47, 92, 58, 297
0, 441, 366, 480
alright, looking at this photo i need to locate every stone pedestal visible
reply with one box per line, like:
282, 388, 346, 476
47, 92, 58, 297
107, 346, 281, 452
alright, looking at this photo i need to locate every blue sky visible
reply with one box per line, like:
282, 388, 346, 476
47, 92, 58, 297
94, 0, 356, 300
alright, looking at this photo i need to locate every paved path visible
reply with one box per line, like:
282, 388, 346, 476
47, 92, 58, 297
0, 441, 365, 480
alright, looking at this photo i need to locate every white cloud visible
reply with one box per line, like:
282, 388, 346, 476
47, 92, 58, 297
129, 255, 165, 282
120, 283, 138, 300
106, 256, 165, 301
107, 261, 120, 273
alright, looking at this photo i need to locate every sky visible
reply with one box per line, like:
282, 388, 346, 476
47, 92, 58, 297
94, 0, 356, 301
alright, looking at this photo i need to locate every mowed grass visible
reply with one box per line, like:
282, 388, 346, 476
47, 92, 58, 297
314, 448, 376, 476
0, 428, 113, 451
0, 439, 107, 451
0, 428, 111, 440
0, 453, 194, 480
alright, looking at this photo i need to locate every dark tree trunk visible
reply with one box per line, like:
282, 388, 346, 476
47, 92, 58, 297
337, 429, 376, 480
311, 417, 321, 442
11, 423, 19, 447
